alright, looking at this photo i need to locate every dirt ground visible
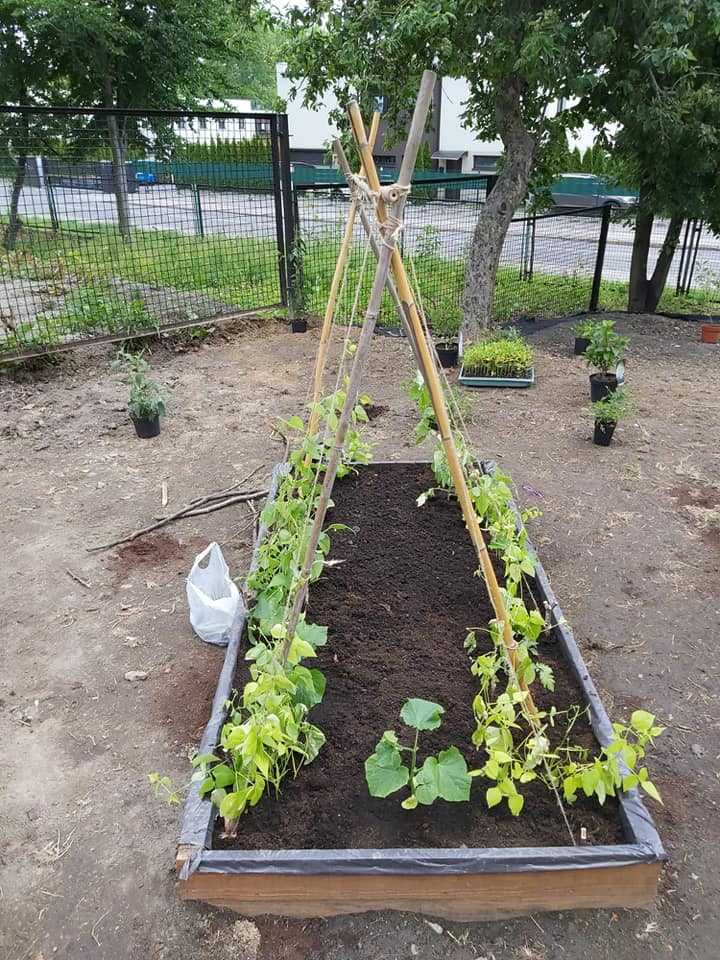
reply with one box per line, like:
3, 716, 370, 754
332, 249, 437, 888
1, 312, 719, 960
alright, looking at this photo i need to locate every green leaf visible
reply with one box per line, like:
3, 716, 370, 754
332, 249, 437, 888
219, 789, 247, 820
296, 620, 328, 649
630, 710, 655, 733
640, 779, 663, 804
284, 415, 305, 431
287, 635, 317, 664
212, 764, 236, 788
400, 698, 445, 731
365, 740, 410, 798
508, 793, 524, 816
486, 786, 503, 808
191, 752, 218, 768
304, 724, 326, 763
415, 746, 471, 804
401, 795, 418, 810
199, 776, 215, 797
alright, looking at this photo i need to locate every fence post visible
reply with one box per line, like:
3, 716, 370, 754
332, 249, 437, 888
589, 203, 612, 312
269, 115, 288, 306
192, 184, 204, 237
276, 113, 299, 319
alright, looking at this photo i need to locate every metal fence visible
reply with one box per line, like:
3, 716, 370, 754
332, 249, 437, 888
0, 105, 293, 359
3, 105, 720, 363
293, 179, 612, 333
294, 182, 720, 335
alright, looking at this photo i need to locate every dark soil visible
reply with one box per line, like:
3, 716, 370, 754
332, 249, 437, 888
220, 462, 623, 851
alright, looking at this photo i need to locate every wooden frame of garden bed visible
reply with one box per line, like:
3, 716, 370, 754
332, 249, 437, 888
175, 460, 665, 921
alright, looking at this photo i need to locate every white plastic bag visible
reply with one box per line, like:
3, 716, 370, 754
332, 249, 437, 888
186, 542, 240, 646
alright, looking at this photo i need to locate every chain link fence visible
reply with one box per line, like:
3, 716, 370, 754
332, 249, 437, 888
0, 106, 291, 360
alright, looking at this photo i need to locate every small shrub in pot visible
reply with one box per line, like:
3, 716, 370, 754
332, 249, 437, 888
431, 309, 460, 368
591, 386, 630, 446
585, 319, 629, 401
112, 349, 167, 439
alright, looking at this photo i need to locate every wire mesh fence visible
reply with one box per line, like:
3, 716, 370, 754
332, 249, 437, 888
0, 106, 288, 359
3, 105, 720, 364
294, 181, 614, 334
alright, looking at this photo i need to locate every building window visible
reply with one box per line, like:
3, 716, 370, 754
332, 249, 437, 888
199, 118, 207, 130
473, 155, 496, 172
254, 118, 270, 135
217, 119, 226, 130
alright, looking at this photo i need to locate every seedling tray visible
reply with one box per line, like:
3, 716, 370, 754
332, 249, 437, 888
458, 366, 536, 388
176, 460, 664, 920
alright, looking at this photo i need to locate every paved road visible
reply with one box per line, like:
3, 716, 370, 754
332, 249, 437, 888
3, 179, 720, 289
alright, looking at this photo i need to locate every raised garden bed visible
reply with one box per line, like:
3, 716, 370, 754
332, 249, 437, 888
176, 461, 664, 920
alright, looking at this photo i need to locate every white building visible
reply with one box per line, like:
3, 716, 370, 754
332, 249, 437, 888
172, 100, 271, 142
277, 66, 597, 170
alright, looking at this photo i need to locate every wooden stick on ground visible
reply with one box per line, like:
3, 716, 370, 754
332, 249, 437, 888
350, 100, 537, 716
281, 70, 437, 659
87, 465, 264, 552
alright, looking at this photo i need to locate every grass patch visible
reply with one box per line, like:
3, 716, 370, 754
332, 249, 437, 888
1, 216, 717, 357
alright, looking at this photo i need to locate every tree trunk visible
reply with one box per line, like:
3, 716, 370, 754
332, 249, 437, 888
628, 201, 683, 313
104, 77, 131, 242
461, 78, 535, 339
646, 215, 683, 312
3, 153, 28, 252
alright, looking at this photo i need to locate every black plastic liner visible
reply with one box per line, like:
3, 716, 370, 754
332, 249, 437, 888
177, 459, 665, 879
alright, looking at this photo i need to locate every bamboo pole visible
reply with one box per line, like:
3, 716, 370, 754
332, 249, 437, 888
281, 70, 437, 658
331, 138, 427, 379
347, 100, 537, 714
305, 112, 381, 440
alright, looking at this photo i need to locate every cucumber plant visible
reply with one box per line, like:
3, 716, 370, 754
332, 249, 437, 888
365, 699, 471, 809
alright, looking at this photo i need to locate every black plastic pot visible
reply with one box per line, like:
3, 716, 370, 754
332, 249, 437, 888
436, 341, 459, 368
574, 336, 590, 356
131, 414, 161, 439
291, 318, 308, 333
593, 419, 616, 446
590, 372, 618, 402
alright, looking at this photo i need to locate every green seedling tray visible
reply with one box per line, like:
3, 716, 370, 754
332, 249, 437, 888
458, 366, 535, 388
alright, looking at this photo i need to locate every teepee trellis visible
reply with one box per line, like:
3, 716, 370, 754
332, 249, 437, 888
282, 70, 534, 718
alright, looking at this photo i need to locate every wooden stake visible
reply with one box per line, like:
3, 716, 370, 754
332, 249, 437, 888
282, 71, 437, 657
349, 98, 537, 715
306, 112, 381, 441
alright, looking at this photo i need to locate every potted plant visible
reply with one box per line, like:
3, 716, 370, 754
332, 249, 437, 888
591, 386, 630, 446
113, 349, 167, 439
459, 328, 535, 388
573, 317, 597, 356
585, 319, 629, 401
432, 310, 460, 368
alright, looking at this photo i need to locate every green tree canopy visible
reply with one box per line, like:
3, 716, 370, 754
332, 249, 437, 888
284, 0, 601, 334
584, 0, 720, 311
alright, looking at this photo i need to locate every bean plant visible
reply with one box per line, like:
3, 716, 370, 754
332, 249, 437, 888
404, 387, 663, 819
151, 387, 373, 832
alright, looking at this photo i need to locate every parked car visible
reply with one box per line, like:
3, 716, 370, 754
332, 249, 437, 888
551, 173, 637, 209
